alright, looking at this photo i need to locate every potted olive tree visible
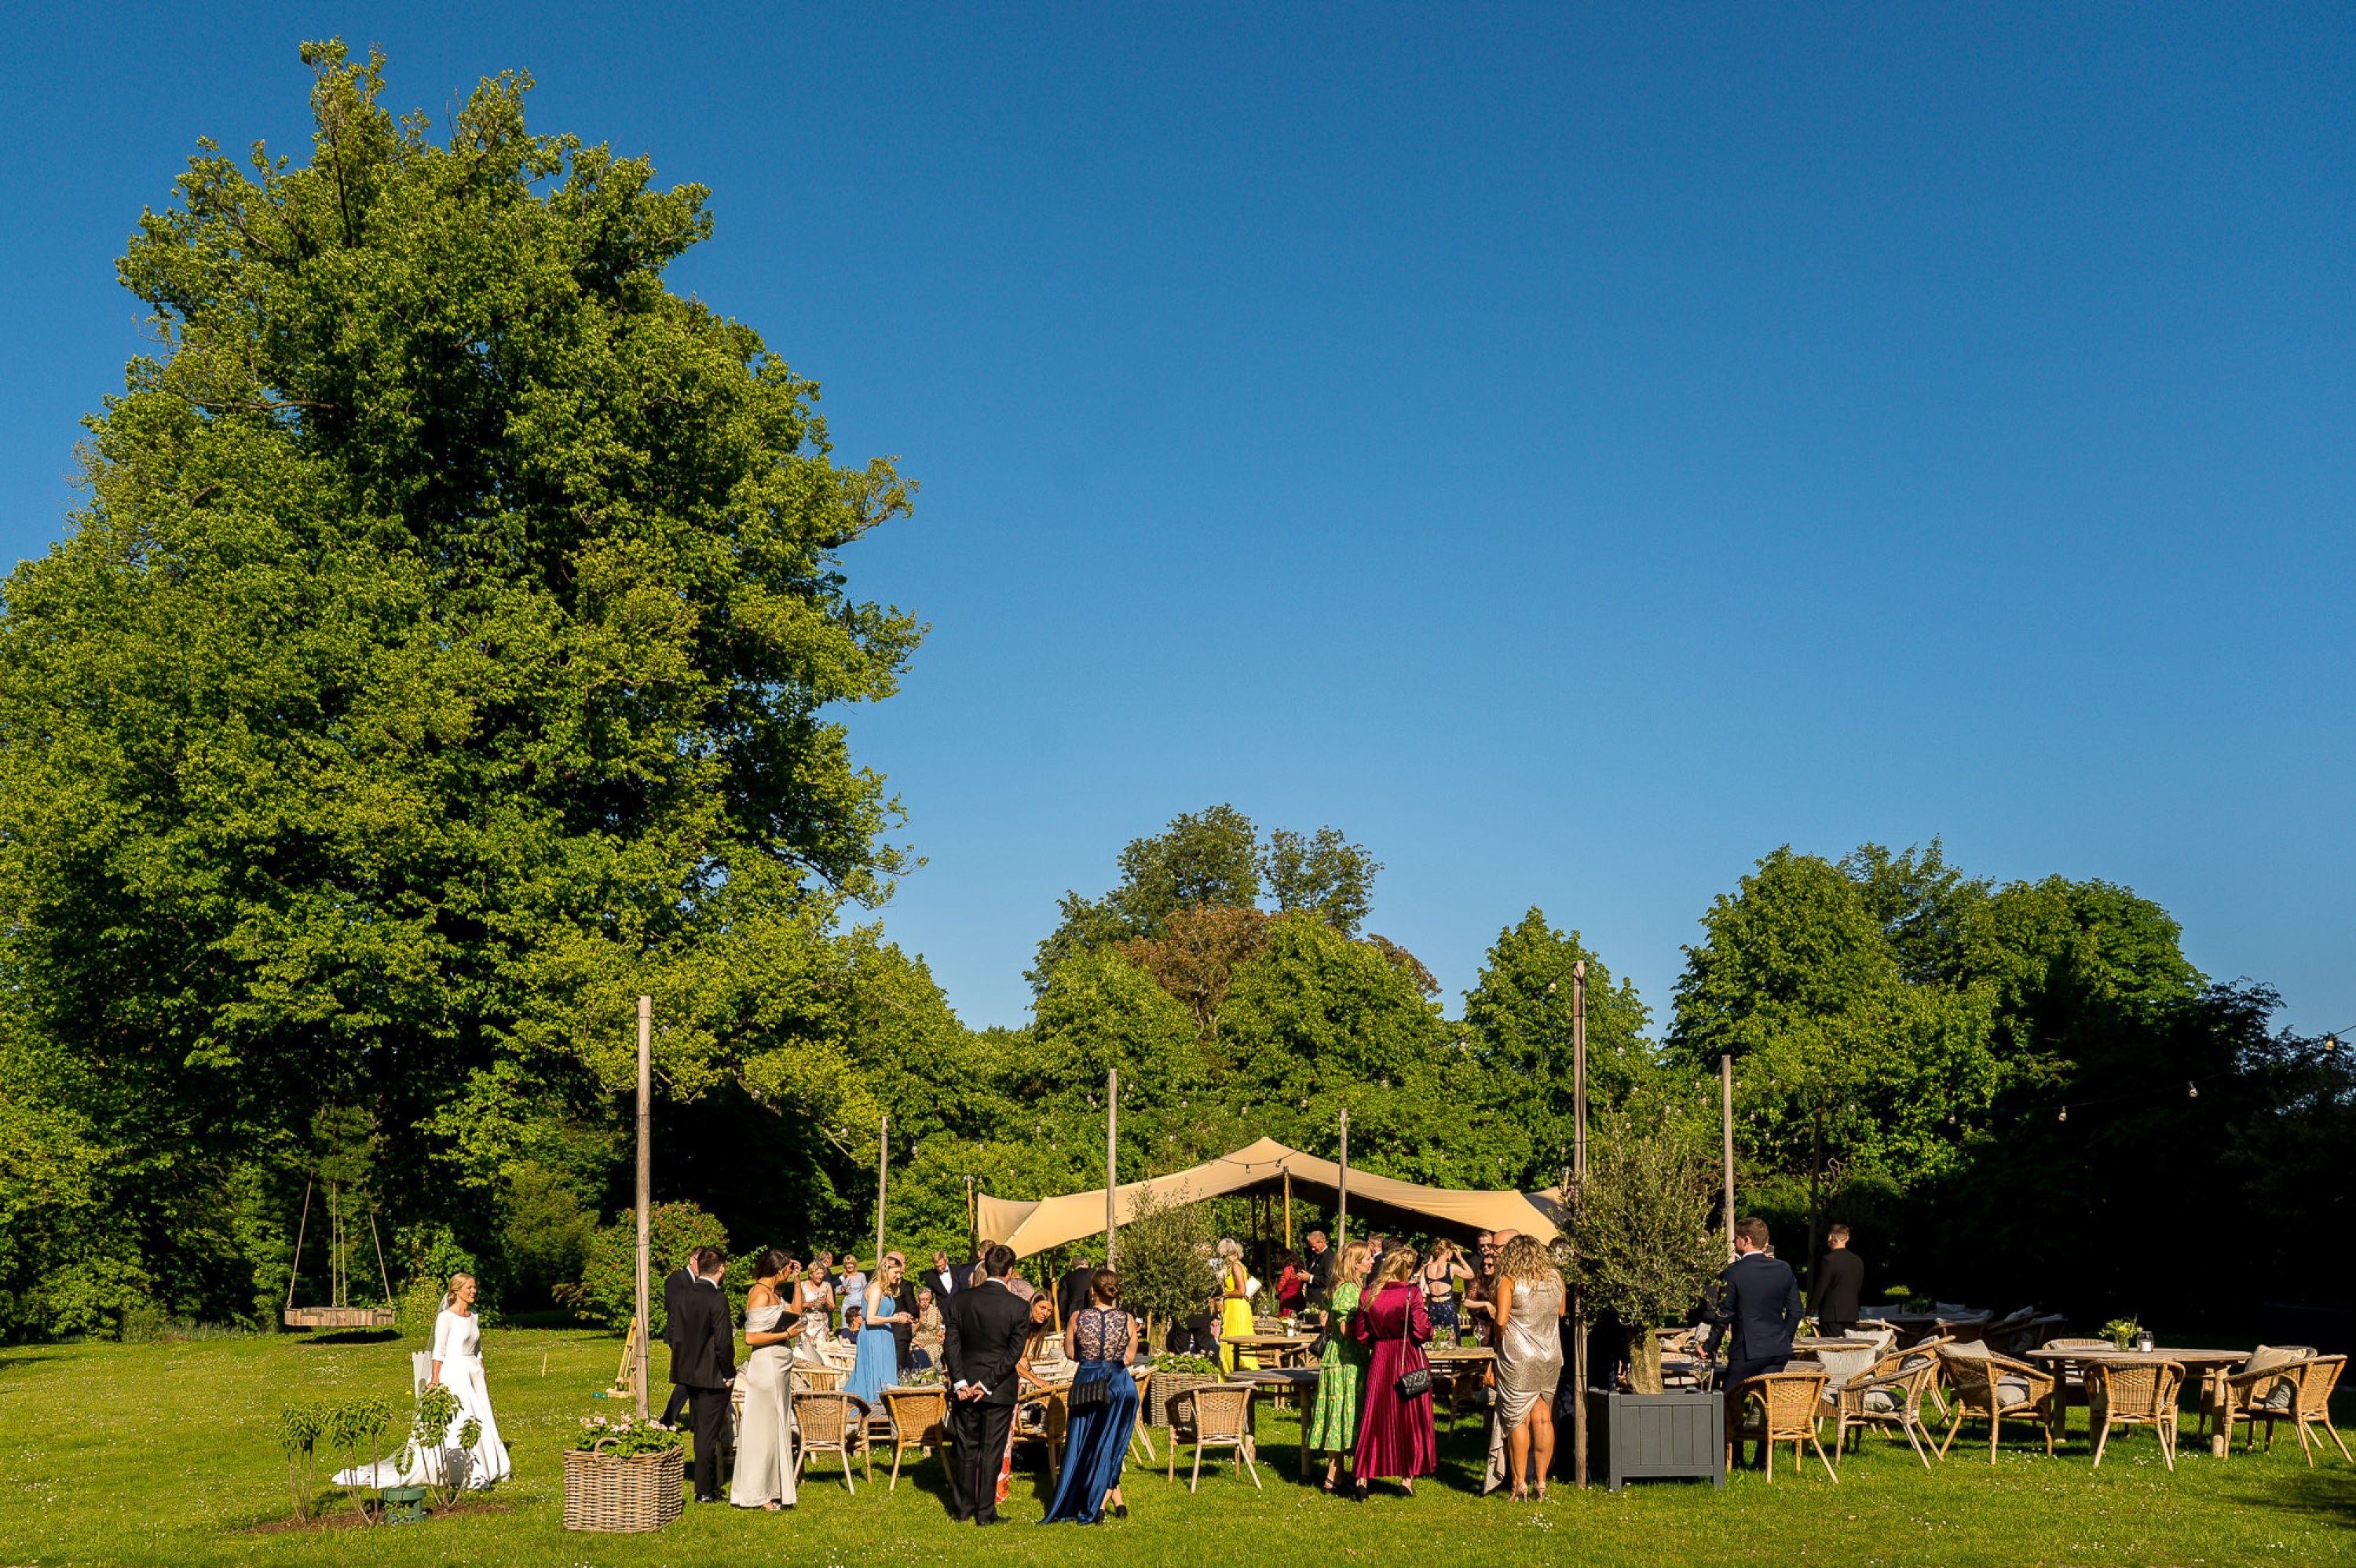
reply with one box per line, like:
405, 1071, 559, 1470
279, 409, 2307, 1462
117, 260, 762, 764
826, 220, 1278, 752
1572, 1108, 1727, 1490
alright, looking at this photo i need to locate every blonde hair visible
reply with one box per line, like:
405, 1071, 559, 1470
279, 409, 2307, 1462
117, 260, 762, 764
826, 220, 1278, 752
1333, 1241, 1372, 1292
1216, 1237, 1242, 1261
443, 1271, 476, 1310
1497, 1235, 1560, 1289
1370, 1246, 1420, 1290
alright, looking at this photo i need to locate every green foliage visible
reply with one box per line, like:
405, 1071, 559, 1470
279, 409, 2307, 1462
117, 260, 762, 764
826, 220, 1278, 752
562, 1201, 727, 1334
322, 1394, 397, 1522
1260, 826, 1381, 935
570, 1413, 685, 1457
1571, 1109, 1724, 1394
496, 1160, 600, 1306
0, 38, 923, 1335
1114, 1190, 1216, 1337
404, 1383, 485, 1508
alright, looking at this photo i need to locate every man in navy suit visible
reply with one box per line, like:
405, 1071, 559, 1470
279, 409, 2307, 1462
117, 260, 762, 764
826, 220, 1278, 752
1708, 1216, 1802, 1467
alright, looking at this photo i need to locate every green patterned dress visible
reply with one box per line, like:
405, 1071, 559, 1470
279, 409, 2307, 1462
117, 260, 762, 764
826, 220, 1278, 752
1305, 1280, 1367, 1454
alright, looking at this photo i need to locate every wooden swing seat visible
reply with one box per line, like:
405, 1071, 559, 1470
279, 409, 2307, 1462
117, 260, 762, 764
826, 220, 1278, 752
284, 1306, 397, 1329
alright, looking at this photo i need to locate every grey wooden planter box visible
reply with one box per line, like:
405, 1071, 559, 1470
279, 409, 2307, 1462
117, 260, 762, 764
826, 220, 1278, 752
1587, 1391, 1725, 1491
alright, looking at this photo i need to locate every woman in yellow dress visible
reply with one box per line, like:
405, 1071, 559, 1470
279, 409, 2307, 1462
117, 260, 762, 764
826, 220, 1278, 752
1215, 1237, 1259, 1372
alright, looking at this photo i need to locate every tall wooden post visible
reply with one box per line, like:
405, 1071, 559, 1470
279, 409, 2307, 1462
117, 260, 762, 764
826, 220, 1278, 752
1571, 959, 1590, 1489
1105, 1069, 1118, 1264
634, 995, 651, 1421
1282, 1168, 1293, 1252
875, 1114, 890, 1263
1337, 1109, 1350, 1248
1720, 1054, 1736, 1258
965, 1175, 977, 1257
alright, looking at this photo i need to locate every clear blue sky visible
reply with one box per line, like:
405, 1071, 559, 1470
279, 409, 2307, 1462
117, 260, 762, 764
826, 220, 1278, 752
4, 5, 2350, 1038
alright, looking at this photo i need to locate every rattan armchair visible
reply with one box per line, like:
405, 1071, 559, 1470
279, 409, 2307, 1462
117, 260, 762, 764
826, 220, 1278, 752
1827, 1353, 1941, 1467
792, 1390, 871, 1492
2222, 1354, 2351, 1467
880, 1387, 947, 1492
1937, 1346, 2060, 1464
1729, 1368, 1837, 1482
1166, 1381, 1260, 1492
2087, 1357, 2185, 1471
2042, 1337, 2116, 1417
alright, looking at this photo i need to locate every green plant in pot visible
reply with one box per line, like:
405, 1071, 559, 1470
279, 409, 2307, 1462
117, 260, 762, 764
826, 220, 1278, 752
2102, 1315, 2142, 1351
1571, 1109, 1725, 1394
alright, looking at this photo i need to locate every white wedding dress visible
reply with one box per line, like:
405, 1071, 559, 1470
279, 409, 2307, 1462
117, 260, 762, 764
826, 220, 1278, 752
336, 1307, 511, 1489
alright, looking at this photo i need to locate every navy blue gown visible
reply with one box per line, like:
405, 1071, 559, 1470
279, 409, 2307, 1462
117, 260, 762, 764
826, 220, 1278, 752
1041, 1306, 1138, 1523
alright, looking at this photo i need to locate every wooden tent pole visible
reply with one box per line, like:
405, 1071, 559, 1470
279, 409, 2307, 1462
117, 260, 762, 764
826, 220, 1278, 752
875, 1114, 889, 1264
1282, 1168, 1293, 1252
1571, 959, 1590, 1490
1721, 1054, 1736, 1258
634, 995, 652, 1423
1337, 1109, 1350, 1248
284, 1178, 314, 1313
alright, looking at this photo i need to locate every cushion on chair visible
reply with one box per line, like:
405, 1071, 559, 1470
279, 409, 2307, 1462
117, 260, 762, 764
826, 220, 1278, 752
1996, 1376, 2032, 1406
1862, 1387, 1899, 1414
2240, 1345, 2306, 1413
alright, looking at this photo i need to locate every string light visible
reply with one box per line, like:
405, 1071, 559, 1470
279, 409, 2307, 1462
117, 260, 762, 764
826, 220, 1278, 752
2058, 1106, 2069, 1124
2187, 1083, 2199, 1099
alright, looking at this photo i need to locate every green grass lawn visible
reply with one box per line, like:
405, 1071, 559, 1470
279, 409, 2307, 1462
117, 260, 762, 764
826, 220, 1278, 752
2, 1326, 2350, 1566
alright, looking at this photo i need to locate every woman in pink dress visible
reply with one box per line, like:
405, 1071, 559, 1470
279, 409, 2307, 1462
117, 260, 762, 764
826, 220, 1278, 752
1350, 1247, 1436, 1499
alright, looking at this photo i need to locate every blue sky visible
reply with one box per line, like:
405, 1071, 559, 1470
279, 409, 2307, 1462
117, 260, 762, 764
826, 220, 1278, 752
3, 4, 2349, 1037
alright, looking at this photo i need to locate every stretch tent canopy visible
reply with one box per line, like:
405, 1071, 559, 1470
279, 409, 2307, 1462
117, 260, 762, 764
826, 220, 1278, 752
974, 1137, 1567, 1259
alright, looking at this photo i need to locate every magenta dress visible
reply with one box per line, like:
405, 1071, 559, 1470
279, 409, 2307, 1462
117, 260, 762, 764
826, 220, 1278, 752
1351, 1281, 1437, 1481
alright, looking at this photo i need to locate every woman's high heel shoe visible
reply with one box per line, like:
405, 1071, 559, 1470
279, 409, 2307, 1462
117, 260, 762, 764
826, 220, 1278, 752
1350, 1480, 1369, 1503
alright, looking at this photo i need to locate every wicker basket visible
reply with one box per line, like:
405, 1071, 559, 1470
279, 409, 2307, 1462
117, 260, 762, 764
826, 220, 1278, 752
562, 1441, 684, 1533
1149, 1370, 1220, 1427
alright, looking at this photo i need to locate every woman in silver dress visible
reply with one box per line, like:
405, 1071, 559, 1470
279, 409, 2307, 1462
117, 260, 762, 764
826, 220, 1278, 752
1483, 1234, 1566, 1499
730, 1250, 803, 1509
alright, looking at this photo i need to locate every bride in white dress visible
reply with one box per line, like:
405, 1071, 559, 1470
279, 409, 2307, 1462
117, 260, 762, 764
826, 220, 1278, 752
729, 1250, 803, 1508
335, 1272, 511, 1489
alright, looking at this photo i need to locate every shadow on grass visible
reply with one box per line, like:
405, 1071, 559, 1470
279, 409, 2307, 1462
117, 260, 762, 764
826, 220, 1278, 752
0, 1349, 60, 1372
294, 1329, 402, 1347
2231, 1460, 2356, 1528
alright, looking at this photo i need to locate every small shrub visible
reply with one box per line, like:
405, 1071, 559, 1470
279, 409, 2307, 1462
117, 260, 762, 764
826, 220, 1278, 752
324, 1395, 398, 1524
558, 1202, 729, 1335
274, 1400, 331, 1520
403, 1383, 487, 1508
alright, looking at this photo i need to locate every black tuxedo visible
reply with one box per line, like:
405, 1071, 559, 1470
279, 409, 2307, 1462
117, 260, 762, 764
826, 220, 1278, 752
1710, 1248, 1802, 1417
1165, 1309, 1218, 1356
668, 1276, 736, 1500
927, 1263, 960, 1300
1302, 1244, 1333, 1302
1055, 1266, 1095, 1327
658, 1266, 693, 1424
1809, 1248, 1864, 1334
942, 1279, 1034, 1522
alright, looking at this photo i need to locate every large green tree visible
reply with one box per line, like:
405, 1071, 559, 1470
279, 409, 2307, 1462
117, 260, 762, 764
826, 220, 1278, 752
0, 43, 924, 1332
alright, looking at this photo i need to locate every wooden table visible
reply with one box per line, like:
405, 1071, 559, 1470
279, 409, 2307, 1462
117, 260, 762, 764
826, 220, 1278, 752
2021, 1345, 2250, 1458
1220, 1334, 1319, 1368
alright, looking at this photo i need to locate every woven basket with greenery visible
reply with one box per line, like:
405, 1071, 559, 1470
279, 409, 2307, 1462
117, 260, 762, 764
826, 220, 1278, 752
562, 1423, 682, 1533
1147, 1362, 1222, 1427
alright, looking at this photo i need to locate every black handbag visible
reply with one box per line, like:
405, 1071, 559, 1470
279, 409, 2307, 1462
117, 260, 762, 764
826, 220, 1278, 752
1391, 1288, 1433, 1401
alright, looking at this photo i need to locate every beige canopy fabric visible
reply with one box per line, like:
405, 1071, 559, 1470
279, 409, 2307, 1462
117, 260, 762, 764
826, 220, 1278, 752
974, 1136, 1567, 1259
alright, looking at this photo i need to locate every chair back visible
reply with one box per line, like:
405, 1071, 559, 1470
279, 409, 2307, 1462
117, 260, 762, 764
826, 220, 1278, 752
2087, 1357, 2185, 1418
884, 1387, 946, 1444
1743, 1369, 1829, 1439
2292, 1355, 2347, 1419
1175, 1383, 1255, 1441
2043, 1338, 2111, 1351
793, 1389, 868, 1445
793, 1361, 846, 1392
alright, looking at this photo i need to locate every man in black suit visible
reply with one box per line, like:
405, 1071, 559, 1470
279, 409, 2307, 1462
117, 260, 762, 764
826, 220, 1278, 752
1301, 1230, 1332, 1305
667, 1247, 736, 1503
1165, 1287, 1222, 1355
1707, 1217, 1802, 1467
943, 1243, 1034, 1525
1808, 1224, 1865, 1340
927, 1249, 961, 1302
1055, 1254, 1095, 1328
656, 1252, 697, 1428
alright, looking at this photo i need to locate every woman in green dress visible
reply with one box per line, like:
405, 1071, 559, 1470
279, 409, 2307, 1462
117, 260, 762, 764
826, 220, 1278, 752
1304, 1239, 1373, 1491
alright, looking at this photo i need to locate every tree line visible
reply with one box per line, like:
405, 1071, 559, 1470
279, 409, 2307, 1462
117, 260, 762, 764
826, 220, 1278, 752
1, 43, 2343, 1344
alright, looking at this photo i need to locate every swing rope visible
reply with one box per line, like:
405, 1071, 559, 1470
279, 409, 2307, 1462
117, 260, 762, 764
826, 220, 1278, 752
284, 1178, 315, 1313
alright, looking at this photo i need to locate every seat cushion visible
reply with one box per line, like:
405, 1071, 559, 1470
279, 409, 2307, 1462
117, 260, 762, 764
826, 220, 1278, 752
2240, 1345, 2307, 1414
1863, 1387, 1899, 1414
1996, 1376, 2032, 1407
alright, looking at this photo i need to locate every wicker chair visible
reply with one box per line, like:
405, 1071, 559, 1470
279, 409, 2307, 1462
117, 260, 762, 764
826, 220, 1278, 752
1937, 1346, 2060, 1464
1827, 1353, 1941, 1467
880, 1387, 947, 1492
2087, 1357, 2185, 1471
2222, 1354, 2351, 1467
1166, 1381, 1260, 1492
1033, 1384, 1073, 1486
792, 1390, 871, 1492
2041, 1336, 2116, 1422
791, 1361, 847, 1394
1729, 1369, 1836, 1482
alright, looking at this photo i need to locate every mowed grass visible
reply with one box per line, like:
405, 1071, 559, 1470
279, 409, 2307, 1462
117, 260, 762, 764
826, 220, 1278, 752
2, 1327, 2351, 1566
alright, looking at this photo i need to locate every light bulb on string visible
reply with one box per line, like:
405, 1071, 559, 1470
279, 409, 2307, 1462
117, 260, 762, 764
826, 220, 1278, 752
2058, 1106, 2069, 1124
2187, 1083, 2199, 1098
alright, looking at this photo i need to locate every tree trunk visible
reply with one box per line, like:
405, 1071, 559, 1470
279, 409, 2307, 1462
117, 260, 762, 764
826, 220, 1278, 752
1626, 1328, 1664, 1395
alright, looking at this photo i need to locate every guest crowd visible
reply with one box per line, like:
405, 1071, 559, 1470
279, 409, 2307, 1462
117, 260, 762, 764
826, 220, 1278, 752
633, 1213, 1827, 1522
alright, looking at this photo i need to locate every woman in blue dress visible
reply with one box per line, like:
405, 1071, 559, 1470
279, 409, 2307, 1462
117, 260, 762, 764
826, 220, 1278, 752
846, 1253, 911, 1408
1042, 1268, 1139, 1523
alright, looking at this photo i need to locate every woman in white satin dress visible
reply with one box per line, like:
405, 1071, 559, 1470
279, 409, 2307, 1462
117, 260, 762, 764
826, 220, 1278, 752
335, 1272, 510, 1489
795, 1258, 840, 1365
730, 1250, 803, 1509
